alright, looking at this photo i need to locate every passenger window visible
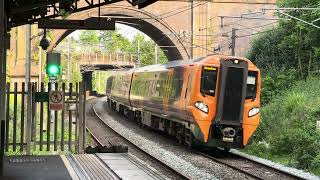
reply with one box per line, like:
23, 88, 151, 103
201, 66, 218, 96
246, 71, 258, 99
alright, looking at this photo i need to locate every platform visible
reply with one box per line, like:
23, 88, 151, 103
1, 153, 165, 180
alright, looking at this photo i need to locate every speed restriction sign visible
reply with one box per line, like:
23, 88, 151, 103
49, 91, 64, 111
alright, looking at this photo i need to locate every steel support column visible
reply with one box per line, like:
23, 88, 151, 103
190, 0, 194, 59
0, 0, 7, 176
82, 72, 93, 92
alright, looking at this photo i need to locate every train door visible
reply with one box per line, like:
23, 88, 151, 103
215, 59, 248, 126
184, 72, 192, 110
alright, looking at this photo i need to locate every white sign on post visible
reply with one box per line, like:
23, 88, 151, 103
49, 91, 64, 111
49, 76, 57, 83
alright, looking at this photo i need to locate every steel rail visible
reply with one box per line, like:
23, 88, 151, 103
89, 104, 192, 180
199, 152, 264, 180
86, 127, 104, 147
199, 151, 305, 180
228, 151, 306, 180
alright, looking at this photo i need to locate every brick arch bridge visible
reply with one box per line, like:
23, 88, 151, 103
49, 5, 190, 61
46, 1, 276, 92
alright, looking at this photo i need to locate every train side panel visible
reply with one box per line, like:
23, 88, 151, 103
110, 71, 133, 107
242, 69, 261, 145
130, 66, 192, 122
130, 70, 167, 115
187, 62, 220, 143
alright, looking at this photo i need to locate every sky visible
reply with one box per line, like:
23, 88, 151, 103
69, 23, 150, 41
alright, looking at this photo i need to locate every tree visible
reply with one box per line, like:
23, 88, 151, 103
131, 34, 167, 66
245, 0, 320, 174
105, 31, 131, 53
247, 0, 320, 78
78, 30, 100, 52
73, 30, 168, 67
79, 30, 99, 44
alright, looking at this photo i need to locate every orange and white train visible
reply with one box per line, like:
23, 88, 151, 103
106, 55, 261, 150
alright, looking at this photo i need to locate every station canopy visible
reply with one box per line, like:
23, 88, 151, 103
6, 0, 158, 28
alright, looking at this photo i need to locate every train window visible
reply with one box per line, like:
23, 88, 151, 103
201, 66, 218, 96
246, 71, 258, 99
171, 79, 183, 99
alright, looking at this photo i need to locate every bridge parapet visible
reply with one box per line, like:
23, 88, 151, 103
76, 52, 138, 66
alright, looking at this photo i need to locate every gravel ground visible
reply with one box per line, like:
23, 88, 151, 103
85, 98, 182, 180
93, 97, 254, 180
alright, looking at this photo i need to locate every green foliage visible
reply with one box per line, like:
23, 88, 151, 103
260, 68, 298, 104
247, 0, 320, 79
247, 27, 295, 72
79, 30, 99, 44
105, 31, 131, 53
311, 154, 320, 175
131, 34, 167, 66
246, 4, 320, 174
92, 71, 112, 94
245, 78, 320, 175
48, 37, 82, 84
56, 29, 169, 92
78, 30, 168, 66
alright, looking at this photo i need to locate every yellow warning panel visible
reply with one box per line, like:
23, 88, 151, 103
204, 67, 217, 71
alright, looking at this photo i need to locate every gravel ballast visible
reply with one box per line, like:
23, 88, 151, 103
231, 150, 320, 180
93, 97, 254, 180
85, 98, 181, 180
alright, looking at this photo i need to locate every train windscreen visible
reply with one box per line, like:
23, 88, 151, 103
201, 66, 218, 96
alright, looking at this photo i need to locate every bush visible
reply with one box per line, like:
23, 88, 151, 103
261, 69, 299, 105
245, 77, 320, 175
284, 92, 306, 113
311, 154, 320, 175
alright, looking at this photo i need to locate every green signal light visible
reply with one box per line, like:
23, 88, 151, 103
46, 52, 61, 77
48, 65, 60, 76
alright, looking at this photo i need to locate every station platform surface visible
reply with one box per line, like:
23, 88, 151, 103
1, 153, 164, 180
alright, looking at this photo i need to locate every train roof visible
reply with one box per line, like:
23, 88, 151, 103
133, 54, 256, 73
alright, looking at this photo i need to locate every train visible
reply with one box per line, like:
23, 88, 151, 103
106, 54, 261, 150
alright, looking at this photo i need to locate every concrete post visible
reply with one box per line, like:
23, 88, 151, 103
231, 28, 237, 56
137, 40, 140, 66
68, 37, 71, 83
78, 83, 84, 153
154, 44, 158, 64
190, 0, 194, 59
25, 25, 31, 84
26, 83, 32, 155
38, 47, 42, 88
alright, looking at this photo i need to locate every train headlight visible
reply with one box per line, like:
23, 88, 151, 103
195, 101, 209, 113
248, 107, 260, 117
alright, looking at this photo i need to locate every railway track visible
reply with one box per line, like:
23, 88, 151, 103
88, 104, 191, 180
199, 151, 305, 180
89, 98, 317, 180
199, 151, 264, 180
86, 127, 104, 147
87, 126, 306, 180
229, 151, 307, 180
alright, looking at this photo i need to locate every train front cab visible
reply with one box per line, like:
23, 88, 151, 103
195, 58, 260, 149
